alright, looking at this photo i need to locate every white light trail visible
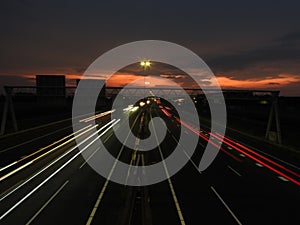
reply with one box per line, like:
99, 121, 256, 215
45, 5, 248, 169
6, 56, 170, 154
0, 119, 120, 221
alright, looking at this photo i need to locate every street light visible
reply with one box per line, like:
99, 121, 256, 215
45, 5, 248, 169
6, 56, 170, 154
140, 60, 151, 69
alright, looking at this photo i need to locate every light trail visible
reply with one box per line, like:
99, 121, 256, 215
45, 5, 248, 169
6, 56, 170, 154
0, 125, 92, 173
161, 109, 171, 117
0, 119, 120, 221
216, 132, 300, 171
85, 111, 141, 225
0, 125, 93, 182
0, 120, 115, 202
0, 125, 72, 154
209, 133, 300, 186
171, 115, 241, 162
79, 110, 115, 123
161, 105, 300, 186
213, 132, 300, 179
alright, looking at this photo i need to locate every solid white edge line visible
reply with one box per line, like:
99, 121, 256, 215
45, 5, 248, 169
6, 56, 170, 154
210, 186, 243, 225
85, 113, 141, 225
150, 114, 186, 225
25, 180, 69, 225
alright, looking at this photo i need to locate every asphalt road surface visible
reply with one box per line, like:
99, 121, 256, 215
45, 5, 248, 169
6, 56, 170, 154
0, 101, 299, 225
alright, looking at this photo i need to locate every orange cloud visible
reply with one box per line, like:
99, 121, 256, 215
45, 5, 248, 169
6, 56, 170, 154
216, 74, 300, 89
107, 74, 183, 88
106, 74, 144, 87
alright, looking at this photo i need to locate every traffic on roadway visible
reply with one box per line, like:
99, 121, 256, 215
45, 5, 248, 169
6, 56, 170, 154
0, 98, 299, 225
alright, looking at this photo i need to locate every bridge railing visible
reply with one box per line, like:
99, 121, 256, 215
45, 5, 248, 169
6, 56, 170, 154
0, 86, 281, 144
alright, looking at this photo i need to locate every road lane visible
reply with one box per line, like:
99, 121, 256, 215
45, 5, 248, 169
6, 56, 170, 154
0, 119, 120, 223
0, 102, 299, 225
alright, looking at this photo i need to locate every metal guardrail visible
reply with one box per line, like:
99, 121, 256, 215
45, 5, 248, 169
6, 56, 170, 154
0, 86, 281, 144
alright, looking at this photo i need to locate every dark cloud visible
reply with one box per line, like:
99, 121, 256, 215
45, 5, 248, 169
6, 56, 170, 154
118, 62, 187, 77
276, 30, 300, 43
160, 75, 184, 79
208, 30, 300, 73
0, 75, 34, 94
268, 82, 280, 85
1, 1, 300, 95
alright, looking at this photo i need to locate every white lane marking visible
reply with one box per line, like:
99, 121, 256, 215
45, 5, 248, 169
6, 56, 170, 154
0, 125, 92, 173
85, 118, 135, 225
124, 138, 140, 186
167, 118, 242, 225
278, 176, 289, 182
103, 132, 114, 143
0, 179, 24, 198
85, 150, 121, 225
151, 117, 186, 225
255, 163, 263, 167
122, 113, 144, 187
166, 175, 186, 225
0, 124, 98, 202
79, 149, 99, 169
0, 119, 120, 221
169, 124, 242, 225
211, 186, 243, 225
227, 165, 242, 177
25, 180, 69, 225
239, 154, 245, 157
170, 134, 201, 172
167, 117, 243, 224
222, 135, 300, 171
0, 124, 93, 182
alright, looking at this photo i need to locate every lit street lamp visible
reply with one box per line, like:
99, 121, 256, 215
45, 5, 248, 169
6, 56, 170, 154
140, 60, 151, 69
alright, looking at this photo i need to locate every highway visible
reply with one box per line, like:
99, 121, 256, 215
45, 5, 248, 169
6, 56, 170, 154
0, 100, 299, 225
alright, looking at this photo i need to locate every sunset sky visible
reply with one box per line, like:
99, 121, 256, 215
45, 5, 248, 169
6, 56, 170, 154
0, 0, 300, 96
